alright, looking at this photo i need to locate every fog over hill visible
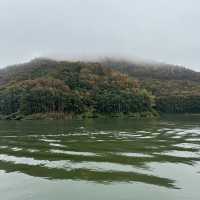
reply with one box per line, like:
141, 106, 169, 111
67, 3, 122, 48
1, 0, 200, 70
1, 57, 199, 84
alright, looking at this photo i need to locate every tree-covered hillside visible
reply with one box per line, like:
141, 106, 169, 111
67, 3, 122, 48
102, 59, 200, 82
0, 59, 155, 119
102, 59, 200, 113
1, 58, 200, 119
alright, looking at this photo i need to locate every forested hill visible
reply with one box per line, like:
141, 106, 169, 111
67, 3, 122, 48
0, 58, 155, 119
0, 58, 200, 119
101, 59, 200, 82
0, 58, 59, 85
1, 58, 200, 85
101, 59, 200, 113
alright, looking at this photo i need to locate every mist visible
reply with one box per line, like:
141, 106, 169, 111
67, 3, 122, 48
0, 0, 200, 71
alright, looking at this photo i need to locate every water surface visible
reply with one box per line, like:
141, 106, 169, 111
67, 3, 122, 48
0, 116, 200, 200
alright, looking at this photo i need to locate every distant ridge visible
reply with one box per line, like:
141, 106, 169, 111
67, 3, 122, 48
1, 57, 200, 85
100, 58, 200, 82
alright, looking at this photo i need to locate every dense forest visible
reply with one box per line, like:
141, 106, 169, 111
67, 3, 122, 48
0, 59, 155, 119
0, 58, 200, 119
102, 59, 200, 114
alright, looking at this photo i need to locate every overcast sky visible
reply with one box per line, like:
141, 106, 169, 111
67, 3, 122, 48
0, 0, 200, 70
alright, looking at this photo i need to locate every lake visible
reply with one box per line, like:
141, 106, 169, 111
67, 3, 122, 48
0, 116, 200, 200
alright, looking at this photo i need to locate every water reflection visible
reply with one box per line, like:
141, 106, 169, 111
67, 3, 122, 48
0, 116, 200, 189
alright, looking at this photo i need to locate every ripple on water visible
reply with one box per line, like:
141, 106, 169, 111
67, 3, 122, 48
50, 149, 97, 157
117, 152, 153, 158
0, 154, 149, 174
49, 143, 66, 148
40, 139, 61, 143
173, 143, 200, 149
0, 119, 200, 191
11, 147, 23, 152
156, 150, 200, 158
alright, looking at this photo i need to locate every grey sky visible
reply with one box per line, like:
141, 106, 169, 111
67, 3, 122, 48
0, 0, 200, 71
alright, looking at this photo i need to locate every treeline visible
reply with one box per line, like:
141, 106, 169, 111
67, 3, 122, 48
156, 95, 200, 113
1, 58, 200, 117
103, 59, 200, 114
0, 61, 155, 118
102, 59, 200, 82
0, 79, 83, 115
0, 81, 154, 116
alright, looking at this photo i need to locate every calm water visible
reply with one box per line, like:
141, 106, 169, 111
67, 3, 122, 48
0, 116, 200, 200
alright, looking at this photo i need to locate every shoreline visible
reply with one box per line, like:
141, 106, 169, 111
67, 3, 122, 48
0, 111, 158, 121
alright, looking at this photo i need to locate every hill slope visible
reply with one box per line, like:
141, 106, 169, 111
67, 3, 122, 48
0, 59, 155, 119
102, 59, 200, 82
1, 58, 200, 118
101, 59, 200, 113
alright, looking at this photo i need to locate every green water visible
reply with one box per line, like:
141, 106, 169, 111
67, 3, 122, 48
0, 116, 200, 200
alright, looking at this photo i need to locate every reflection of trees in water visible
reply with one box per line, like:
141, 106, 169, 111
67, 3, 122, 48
0, 119, 200, 189
0, 160, 177, 189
